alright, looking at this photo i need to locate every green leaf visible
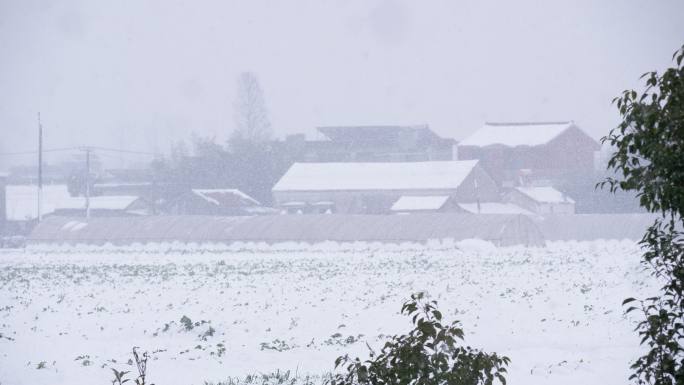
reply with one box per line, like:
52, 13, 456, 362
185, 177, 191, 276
433, 310, 442, 321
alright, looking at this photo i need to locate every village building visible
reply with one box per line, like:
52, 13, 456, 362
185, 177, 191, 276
457, 121, 600, 186
4, 185, 73, 234
390, 195, 533, 216
92, 182, 157, 197
163, 189, 276, 216
279, 201, 335, 215
272, 160, 499, 214
2, 184, 152, 236
279, 125, 456, 163
456, 202, 536, 216
52, 196, 153, 217
390, 195, 461, 214
505, 186, 576, 215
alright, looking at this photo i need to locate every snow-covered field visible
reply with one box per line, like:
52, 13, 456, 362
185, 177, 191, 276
0, 240, 653, 385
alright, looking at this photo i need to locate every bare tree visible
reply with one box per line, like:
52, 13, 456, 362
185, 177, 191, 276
232, 72, 272, 143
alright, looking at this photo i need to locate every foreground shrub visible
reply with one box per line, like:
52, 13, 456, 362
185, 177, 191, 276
328, 292, 509, 385
601, 44, 684, 384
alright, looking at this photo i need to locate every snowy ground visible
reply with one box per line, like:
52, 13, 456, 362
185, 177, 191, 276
0, 240, 654, 385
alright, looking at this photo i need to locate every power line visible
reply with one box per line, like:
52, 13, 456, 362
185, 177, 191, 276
0, 147, 78, 157
87, 146, 160, 157
93, 151, 140, 161
0, 146, 160, 157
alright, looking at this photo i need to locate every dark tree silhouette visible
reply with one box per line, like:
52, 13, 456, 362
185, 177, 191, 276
601, 44, 684, 385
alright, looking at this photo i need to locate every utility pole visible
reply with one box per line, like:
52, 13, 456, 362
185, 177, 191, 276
37, 112, 43, 222
84, 147, 91, 218
474, 178, 481, 214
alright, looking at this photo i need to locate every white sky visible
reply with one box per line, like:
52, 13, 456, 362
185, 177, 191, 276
1, 0, 683, 167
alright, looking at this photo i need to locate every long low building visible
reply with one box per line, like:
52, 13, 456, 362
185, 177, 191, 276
28, 214, 544, 247
537, 214, 657, 241
26, 213, 660, 248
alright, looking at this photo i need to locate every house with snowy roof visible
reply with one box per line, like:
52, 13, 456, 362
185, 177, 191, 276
505, 186, 576, 215
4, 185, 152, 221
1, 184, 154, 236
457, 121, 600, 185
272, 160, 499, 214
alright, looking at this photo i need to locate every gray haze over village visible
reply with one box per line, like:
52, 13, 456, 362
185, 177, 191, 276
1, 0, 684, 166
1, 2, 684, 385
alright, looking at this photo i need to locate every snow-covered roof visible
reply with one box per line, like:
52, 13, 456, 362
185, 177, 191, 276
459, 122, 574, 147
515, 186, 575, 204
458, 202, 535, 216
391, 196, 450, 212
273, 160, 479, 192
191, 189, 261, 207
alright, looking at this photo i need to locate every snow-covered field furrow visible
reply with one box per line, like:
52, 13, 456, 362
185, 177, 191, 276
0, 240, 652, 385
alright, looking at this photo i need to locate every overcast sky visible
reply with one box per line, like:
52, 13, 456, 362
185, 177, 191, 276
1, 0, 683, 167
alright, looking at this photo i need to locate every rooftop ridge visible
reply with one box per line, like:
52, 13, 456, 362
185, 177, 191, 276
288, 159, 478, 167
317, 124, 429, 129
484, 121, 573, 126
